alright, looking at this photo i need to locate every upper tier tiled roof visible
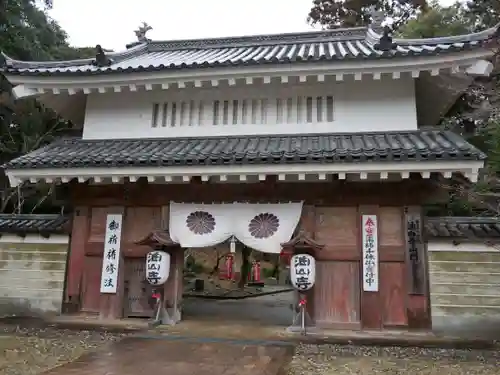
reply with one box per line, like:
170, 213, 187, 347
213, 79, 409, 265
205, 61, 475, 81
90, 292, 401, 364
0, 214, 70, 235
426, 217, 500, 240
2, 129, 486, 170
1, 23, 499, 76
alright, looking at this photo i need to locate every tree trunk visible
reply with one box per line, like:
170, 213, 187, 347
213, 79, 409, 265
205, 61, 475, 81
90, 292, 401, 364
271, 256, 280, 282
238, 246, 251, 289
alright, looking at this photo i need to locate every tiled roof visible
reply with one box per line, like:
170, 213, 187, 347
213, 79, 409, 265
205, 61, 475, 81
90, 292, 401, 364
0, 214, 70, 235
426, 217, 500, 240
2, 130, 486, 170
2, 23, 498, 75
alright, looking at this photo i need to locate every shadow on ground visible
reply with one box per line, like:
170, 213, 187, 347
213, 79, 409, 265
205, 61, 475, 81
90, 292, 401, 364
42, 336, 295, 375
182, 290, 294, 326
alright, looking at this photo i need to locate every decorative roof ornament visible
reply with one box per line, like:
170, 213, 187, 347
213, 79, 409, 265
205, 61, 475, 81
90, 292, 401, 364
92, 45, 112, 68
135, 22, 153, 43
374, 26, 398, 52
368, 7, 397, 52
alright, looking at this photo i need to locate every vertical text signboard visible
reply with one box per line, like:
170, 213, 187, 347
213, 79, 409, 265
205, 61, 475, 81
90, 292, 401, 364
100, 214, 123, 294
405, 211, 425, 294
362, 215, 378, 292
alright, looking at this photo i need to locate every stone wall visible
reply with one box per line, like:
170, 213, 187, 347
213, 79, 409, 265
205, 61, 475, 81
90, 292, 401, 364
428, 240, 500, 332
0, 234, 70, 317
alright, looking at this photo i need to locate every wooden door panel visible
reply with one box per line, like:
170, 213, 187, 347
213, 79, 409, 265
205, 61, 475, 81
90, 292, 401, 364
314, 261, 360, 328
124, 258, 154, 318
380, 262, 408, 327
81, 256, 102, 313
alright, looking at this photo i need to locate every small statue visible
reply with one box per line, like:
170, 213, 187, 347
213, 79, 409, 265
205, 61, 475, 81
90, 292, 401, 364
92, 44, 112, 67
135, 22, 153, 43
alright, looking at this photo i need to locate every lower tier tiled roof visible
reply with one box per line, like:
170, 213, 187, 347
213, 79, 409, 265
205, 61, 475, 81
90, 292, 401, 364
0, 214, 70, 235
426, 217, 500, 240
2, 129, 486, 170
0, 213, 495, 239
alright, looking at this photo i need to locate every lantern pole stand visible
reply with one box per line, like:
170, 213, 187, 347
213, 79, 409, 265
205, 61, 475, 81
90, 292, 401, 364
286, 293, 316, 335
150, 289, 174, 327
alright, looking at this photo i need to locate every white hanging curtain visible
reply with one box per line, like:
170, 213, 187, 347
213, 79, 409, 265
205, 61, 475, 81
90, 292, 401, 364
169, 201, 303, 254
169, 202, 234, 248
233, 202, 303, 253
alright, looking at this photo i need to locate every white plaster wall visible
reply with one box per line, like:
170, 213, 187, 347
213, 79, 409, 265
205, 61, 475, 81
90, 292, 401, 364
0, 235, 70, 317
428, 240, 500, 333
82, 77, 417, 140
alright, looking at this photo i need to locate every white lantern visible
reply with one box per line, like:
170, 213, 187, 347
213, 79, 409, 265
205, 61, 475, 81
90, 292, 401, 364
290, 254, 315, 291
145, 251, 170, 285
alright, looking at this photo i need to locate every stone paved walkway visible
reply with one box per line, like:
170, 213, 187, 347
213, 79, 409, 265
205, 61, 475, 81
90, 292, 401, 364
41, 336, 294, 375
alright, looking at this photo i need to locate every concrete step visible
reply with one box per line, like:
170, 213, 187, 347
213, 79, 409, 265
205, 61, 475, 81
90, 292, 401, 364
431, 283, 500, 296
0, 277, 64, 290
432, 304, 500, 317
429, 251, 500, 263
429, 271, 500, 284
429, 261, 500, 274
431, 293, 500, 307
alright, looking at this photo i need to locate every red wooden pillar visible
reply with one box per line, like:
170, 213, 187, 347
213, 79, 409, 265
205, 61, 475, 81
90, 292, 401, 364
162, 247, 183, 319
65, 207, 89, 310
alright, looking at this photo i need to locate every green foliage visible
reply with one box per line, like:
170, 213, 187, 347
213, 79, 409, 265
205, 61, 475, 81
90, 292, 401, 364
486, 119, 500, 176
190, 261, 205, 275
261, 267, 275, 279
399, 1, 473, 38
465, 0, 500, 29
0, 0, 94, 214
308, 0, 427, 28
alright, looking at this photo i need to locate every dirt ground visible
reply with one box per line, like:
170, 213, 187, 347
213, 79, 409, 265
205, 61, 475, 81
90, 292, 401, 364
2, 322, 500, 375
288, 344, 500, 375
0, 324, 124, 375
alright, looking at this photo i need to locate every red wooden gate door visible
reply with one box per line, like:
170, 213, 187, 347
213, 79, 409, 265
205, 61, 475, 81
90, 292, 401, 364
124, 258, 155, 318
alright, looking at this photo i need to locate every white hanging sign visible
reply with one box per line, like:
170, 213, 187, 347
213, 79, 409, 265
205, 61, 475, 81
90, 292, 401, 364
100, 214, 123, 294
362, 215, 379, 292
146, 251, 170, 285
290, 254, 315, 291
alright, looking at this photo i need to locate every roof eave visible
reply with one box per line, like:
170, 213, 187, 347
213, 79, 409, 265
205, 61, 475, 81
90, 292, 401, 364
367, 22, 500, 46
4, 159, 485, 188
2, 49, 493, 93
1, 43, 149, 71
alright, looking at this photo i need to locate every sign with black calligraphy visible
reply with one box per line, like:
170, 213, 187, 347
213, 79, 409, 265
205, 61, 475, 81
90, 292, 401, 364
290, 254, 315, 291
145, 251, 170, 285
362, 215, 379, 292
100, 214, 123, 294
405, 211, 425, 294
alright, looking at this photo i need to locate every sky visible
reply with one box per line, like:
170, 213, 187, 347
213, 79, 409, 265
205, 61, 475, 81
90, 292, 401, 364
49, 0, 459, 52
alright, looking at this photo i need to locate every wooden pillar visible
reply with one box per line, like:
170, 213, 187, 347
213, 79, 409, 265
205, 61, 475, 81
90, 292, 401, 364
65, 207, 89, 309
162, 247, 184, 322
405, 207, 432, 329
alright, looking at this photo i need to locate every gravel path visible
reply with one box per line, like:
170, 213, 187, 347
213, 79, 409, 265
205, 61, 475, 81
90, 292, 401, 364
2, 322, 500, 375
288, 344, 500, 375
0, 324, 125, 375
